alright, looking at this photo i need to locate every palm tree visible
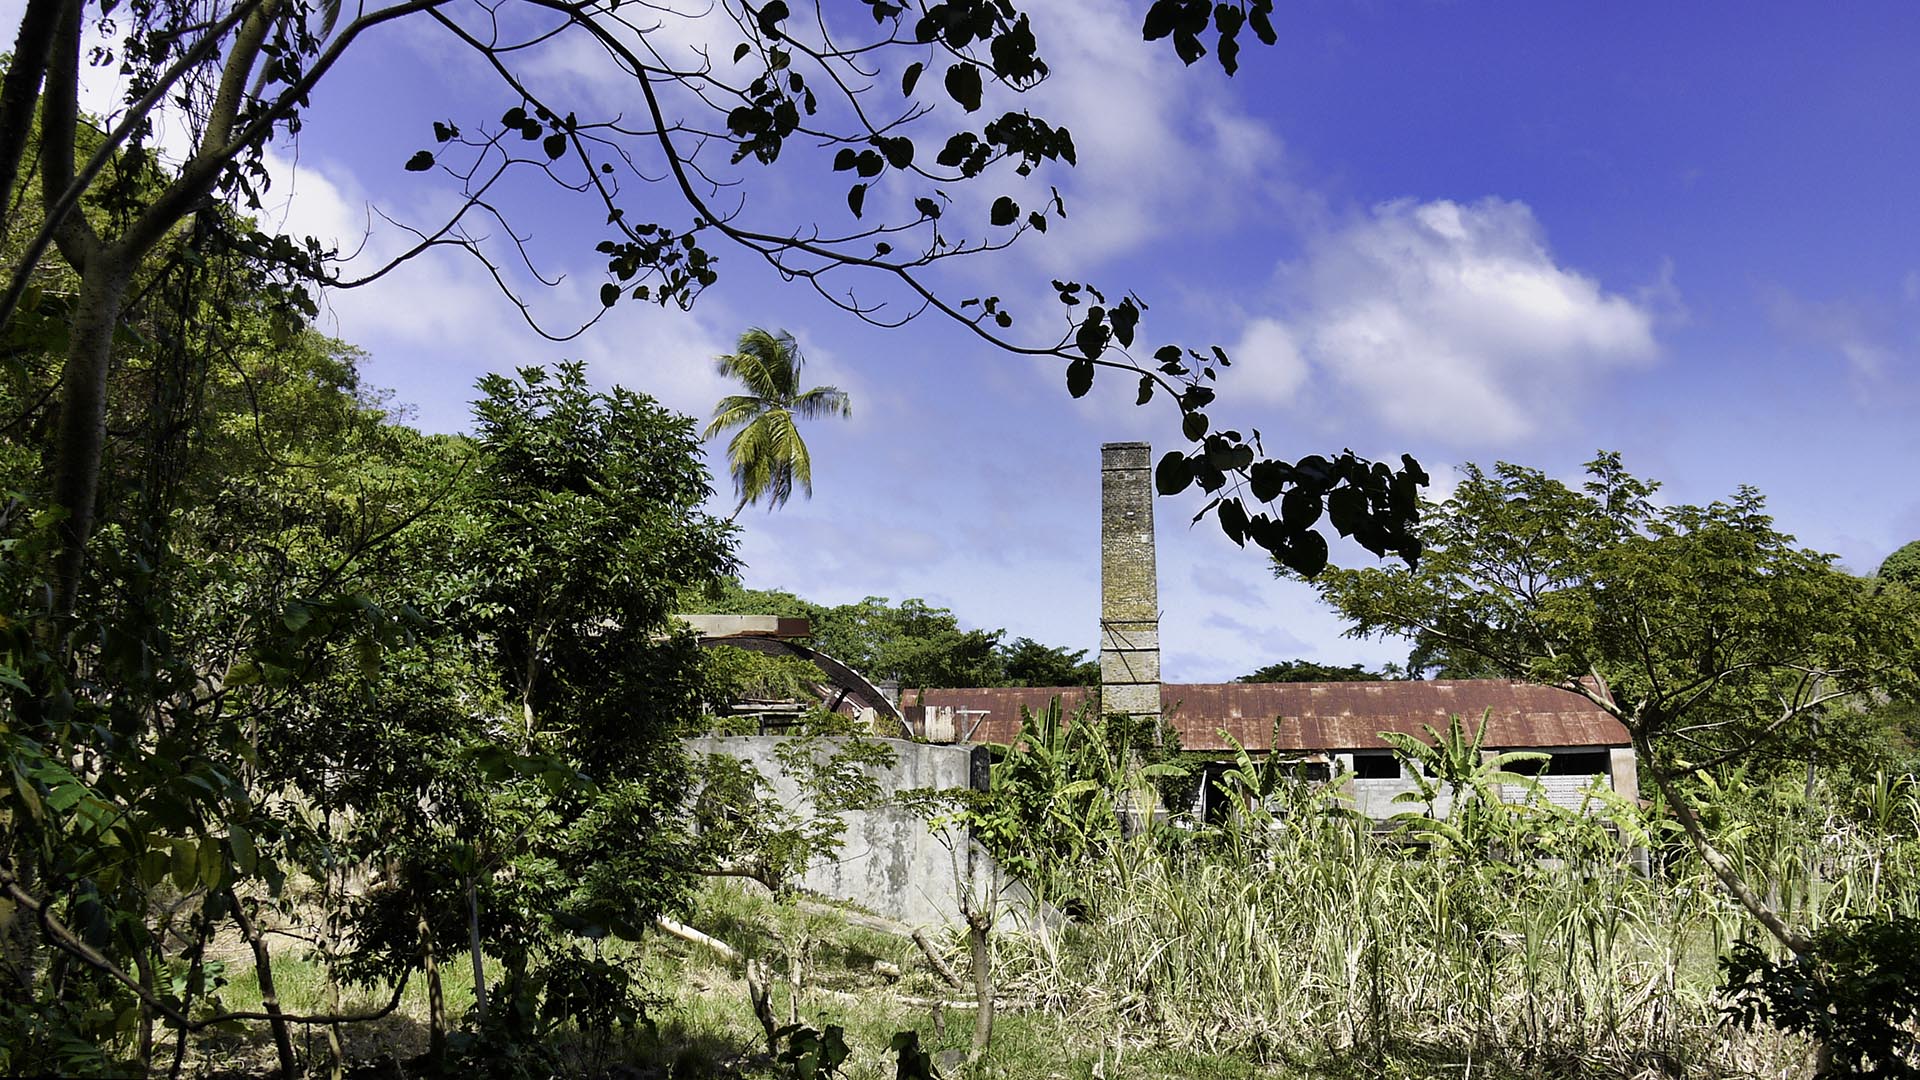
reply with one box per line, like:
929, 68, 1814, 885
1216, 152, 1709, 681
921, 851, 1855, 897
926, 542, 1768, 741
703, 328, 851, 518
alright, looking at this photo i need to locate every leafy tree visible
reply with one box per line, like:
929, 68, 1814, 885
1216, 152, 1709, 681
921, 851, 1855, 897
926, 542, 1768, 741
1881, 540, 1920, 586
703, 644, 831, 710
1000, 636, 1099, 686
698, 581, 1106, 689
704, 328, 850, 519
1312, 452, 1920, 955
1238, 658, 1384, 683
828, 596, 1005, 688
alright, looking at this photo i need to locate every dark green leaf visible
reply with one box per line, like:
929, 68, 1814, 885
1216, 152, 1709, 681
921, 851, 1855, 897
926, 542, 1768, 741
1249, 460, 1287, 502
543, 132, 567, 160
1327, 486, 1366, 537
1281, 487, 1321, 530
1066, 358, 1094, 398
902, 61, 923, 96
945, 62, 984, 112
1280, 530, 1329, 576
1156, 451, 1193, 495
404, 150, 434, 172
757, 0, 790, 39
1250, 0, 1278, 45
847, 183, 867, 218
990, 195, 1018, 226
1142, 0, 1178, 40
1074, 313, 1110, 359
1219, 497, 1249, 546
1110, 299, 1139, 347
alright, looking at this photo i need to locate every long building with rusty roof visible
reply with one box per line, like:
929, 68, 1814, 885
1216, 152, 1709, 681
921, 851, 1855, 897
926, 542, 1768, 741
897, 679, 1637, 820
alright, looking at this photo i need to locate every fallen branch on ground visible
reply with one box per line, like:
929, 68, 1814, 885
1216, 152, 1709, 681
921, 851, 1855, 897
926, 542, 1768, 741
656, 916, 742, 962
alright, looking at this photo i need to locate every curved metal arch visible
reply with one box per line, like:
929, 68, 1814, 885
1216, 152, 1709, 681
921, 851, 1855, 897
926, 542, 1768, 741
697, 635, 909, 737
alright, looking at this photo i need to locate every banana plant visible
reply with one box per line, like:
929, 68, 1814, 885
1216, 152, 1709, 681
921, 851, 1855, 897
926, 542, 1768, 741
1381, 709, 1549, 854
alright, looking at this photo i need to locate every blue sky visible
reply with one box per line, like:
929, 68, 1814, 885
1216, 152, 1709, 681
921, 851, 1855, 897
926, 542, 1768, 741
31, 0, 1920, 680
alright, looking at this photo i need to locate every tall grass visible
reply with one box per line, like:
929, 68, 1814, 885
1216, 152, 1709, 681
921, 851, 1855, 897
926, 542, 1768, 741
986, 773, 1920, 1076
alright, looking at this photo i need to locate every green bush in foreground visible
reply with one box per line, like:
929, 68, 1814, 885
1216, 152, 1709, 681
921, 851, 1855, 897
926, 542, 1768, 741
1721, 915, 1920, 1078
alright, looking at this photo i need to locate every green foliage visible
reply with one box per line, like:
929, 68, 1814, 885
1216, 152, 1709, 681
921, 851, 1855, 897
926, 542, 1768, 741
1238, 658, 1385, 683
1377, 710, 1549, 853
1721, 916, 1920, 1077
999, 636, 1099, 686
1881, 540, 1920, 586
697, 579, 1097, 689
889, 1030, 942, 1079
776, 1022, 852, 1079
940, 699, 1184, 891
1315, 452, 1920, 771
704, 328, 850, 517
704, 644, 829, 708
815, 596, 1004, 687
692, 732, 896, 894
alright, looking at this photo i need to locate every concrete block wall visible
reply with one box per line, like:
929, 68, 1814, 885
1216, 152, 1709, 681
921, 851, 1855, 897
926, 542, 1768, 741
683, 736, 1021, 928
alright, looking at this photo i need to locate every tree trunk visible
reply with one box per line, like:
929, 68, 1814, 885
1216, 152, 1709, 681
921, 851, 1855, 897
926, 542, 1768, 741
229, 888, 297, 1078
419, 911, 446, 1063
316, 869, 345, 1080
0, 0, 63, 233
130, 940, 157, 1074
746, 958, 779, 1053
966, 911, 994, 1068
465, 873, 487, 1023
50, 256, 132, 616
1637, 735, 1811, 955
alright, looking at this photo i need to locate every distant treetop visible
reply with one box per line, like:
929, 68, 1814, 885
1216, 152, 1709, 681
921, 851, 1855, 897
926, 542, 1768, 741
1238, 659, 1385, 683
1880, 540, 1920, 586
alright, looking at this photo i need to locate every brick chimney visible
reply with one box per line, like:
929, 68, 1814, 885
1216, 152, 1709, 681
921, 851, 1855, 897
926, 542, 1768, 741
1100, 442, 1161, 731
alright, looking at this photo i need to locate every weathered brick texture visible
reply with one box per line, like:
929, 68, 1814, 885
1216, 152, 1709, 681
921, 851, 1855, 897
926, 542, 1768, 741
1100, 442, 1160, 725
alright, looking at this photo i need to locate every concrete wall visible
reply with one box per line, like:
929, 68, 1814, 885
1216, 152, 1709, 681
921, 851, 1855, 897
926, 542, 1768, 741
684, 736, 1012, 928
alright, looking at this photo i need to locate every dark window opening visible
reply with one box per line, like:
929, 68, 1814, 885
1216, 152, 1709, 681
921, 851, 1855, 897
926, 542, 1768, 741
1289, 760, 1332, 783
1502, 749, 1612, 777
1547, 750, 1611, 776
1352, 754, 1400, 780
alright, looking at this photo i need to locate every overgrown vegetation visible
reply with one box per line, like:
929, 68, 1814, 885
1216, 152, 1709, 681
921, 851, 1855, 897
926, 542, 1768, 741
2, 3, 1917, 1071
701, 582, 1101, 689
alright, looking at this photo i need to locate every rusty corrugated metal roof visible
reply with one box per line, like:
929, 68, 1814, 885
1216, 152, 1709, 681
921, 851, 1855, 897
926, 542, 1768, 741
893, 686, 1092, 745
897, 680, 1627, 751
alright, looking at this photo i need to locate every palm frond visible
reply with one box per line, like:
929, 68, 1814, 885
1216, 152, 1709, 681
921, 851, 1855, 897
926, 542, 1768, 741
791, 384, 851, 420
703, 394, 765, 440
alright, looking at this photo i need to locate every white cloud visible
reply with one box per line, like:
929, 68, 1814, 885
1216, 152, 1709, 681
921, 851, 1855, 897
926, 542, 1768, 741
1228, 317, 1310, 401
1765, 284, 1914, 395
1230, 197, 1659, 445
1001, 0, 1285, 270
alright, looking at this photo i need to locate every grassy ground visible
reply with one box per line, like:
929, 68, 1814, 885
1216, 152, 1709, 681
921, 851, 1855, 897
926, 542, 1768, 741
189, 876, 1801, 1079
192, 881, 1314, 1079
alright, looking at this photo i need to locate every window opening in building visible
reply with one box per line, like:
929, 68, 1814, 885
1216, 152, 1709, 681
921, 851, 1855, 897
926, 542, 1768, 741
1352, 754, 1400, 780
